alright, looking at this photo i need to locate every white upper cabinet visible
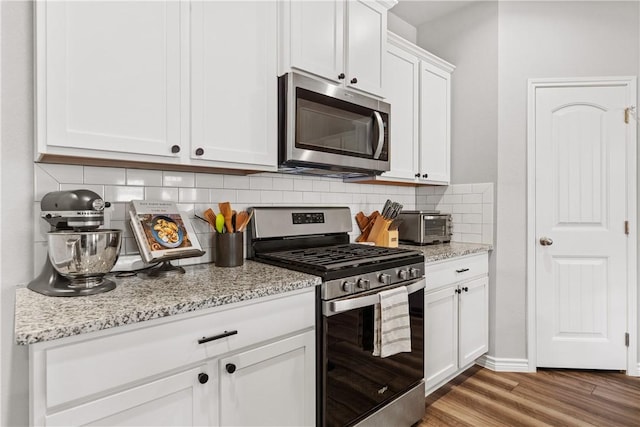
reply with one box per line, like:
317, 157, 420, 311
380, 41, 420, 181
36, 1, 278, 172
280, 0, 392, 98
36, 1, 183, 161
190, 1, 277, 169
419, 60, 452, 184
348, 32, 454, 185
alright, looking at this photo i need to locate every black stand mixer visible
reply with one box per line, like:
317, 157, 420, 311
28, 189, 122, 297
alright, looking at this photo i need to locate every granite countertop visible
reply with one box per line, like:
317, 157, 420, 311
15, 261, 321, 345
401, 242, 492, 263
15, 242, 491, 346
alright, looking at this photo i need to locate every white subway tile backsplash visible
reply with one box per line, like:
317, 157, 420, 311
283, 191, 304, 204
110, 220, 133, 238
210, 189, 237, 204
443, 194, 463, 204
127, 169, 163, 187
224, 175, 250, 189
195, 173, 223, 188
179, 188, 210, 203
145, 187, 179, 201
84, 166, 126, 185
483, 203, 493, 223
110, 203, 127, 221
312, 180, 331, 192
250, 176, 273, 190
451, 184, 473, 194
483, 187, 494, 203
34, 165, 60, 201
293, 179, 313, 192
176, 203, 195, 217
473, 183, 490, 193
163, 171, 195, 188
273, 177, 294, 191
462, 194, 482, 204
104, 185, 143, 202
237, 189, 261, 203
462, 213, 482, 224
261, 190, 284, 204
460, 233, 482, 243
39, 163, 84, 184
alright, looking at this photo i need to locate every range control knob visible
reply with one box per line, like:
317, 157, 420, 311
357, 278, 371, 290
409, 268, 420, 279
379, 273, 391, 285
342, 281, 355, 293
398, 269, 409, 280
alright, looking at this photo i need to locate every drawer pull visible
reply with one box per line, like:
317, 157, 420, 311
198, 373, 209, 384
456, 268, 470, 273
198, 330, 238, 344
226, 363, 237, 374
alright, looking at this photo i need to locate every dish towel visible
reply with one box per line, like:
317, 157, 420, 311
373, 286, 412, 358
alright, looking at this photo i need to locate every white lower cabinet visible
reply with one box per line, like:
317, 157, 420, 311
30, 290, 315, 426
219, 331, 315, 427
424, 253, 489, 395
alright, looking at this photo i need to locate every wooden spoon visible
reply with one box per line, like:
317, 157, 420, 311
218, 202, 234, 233
203, 208, 217, 230
235, 211, 248, 232
236, 210, 254, 232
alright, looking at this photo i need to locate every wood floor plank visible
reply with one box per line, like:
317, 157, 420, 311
419, 367, 640, 427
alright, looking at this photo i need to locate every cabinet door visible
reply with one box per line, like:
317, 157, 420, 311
288, 0, 344, 83
191, 1, 277, 169
37, 1, 182, 159
424, 285, 459, 391
45, 366, 211, 426
458, 276, 489, 367
419, 60, 451, 184
219, 331, 315, 427
382, 43, 419, 181
346, 0, 386, 97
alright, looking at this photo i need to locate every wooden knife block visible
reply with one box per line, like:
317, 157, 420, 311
365, 217, 398, 248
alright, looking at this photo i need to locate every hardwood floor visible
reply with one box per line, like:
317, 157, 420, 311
418, 365, 640, 426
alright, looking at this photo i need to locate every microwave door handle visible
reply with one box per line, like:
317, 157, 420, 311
323, 279, 425, 317
372, 111, 384, 159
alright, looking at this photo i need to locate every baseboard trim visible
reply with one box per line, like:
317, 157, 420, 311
476, 355, 531, 372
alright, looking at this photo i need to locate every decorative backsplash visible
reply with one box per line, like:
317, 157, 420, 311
416, 183, 494, 245
33, 164, 494, 274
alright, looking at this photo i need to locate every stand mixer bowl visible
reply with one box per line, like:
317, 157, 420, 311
47, 229, 122, 288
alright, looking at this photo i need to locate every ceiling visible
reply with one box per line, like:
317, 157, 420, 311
390, 0, 474, 28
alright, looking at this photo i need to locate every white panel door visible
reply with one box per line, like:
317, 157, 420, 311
219, 331, 315, 426
382, 44, 419, 181
345, 0, 386, 97
458, 277, 489, 367
191, 1, 277, 169
419, 60, 451, 183
45, 366, 210, 426
41, 1, 182, 157
424, 285, 458, 391
289, 0, 344, 83
535, 81, 633, 369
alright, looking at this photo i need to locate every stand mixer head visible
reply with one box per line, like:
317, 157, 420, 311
28, 189, 122, 297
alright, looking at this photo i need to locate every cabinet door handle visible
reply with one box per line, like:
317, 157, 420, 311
198, 373, 209, 384
415, 173, 420, 178
338, 73, 345, 80
171, 145, 181, 154
195, 147, 205, 156
226, 363, 237, 374
455, 288, 461, 294
350, 77, 358, 84
198, 330, 238, 344
456, 268, 470, 273
422, 173, 429, 178
463, 287, 469, 292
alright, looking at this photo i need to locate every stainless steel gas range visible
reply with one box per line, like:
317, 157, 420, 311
247, 206, 426, 427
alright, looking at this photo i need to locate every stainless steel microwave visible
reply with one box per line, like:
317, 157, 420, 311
278, 72, 390, 177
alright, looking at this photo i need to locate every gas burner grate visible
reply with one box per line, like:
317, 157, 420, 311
261, 244, 421, 271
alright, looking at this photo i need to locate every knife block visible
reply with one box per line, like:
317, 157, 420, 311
365, 217, 398, 247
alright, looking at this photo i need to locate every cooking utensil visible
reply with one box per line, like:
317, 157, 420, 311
215, 213, 225, 233
219, 202, 234, 234
203, 208, 217, 229
231, 210, 237, 233
356, 211, 379, 242
355, 211, 369, 232
235, 211, 248, 232
236, 210, 254, 232
381, 199, 392, 218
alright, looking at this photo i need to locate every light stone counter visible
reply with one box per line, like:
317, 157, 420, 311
15, 261, 321, 345
400, 242, 492, 263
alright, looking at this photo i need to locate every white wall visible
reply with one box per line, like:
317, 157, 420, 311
387, 11, 417, 44
417, 1, 498, 185
497, 0, 638, 361
1, 2, 33, 425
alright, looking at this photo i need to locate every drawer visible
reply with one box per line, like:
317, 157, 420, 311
425, 253, 488, 291
43, 289, 314, 409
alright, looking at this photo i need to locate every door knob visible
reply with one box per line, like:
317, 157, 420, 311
539, 237, 553, 246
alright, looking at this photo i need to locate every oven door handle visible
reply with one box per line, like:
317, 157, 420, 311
372, 111, 385, 160
323, 278, 425, 317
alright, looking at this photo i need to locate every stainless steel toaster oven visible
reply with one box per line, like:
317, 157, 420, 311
397, 211, 452, 245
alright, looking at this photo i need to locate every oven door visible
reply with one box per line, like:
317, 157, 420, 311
320, 279, 424, 427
